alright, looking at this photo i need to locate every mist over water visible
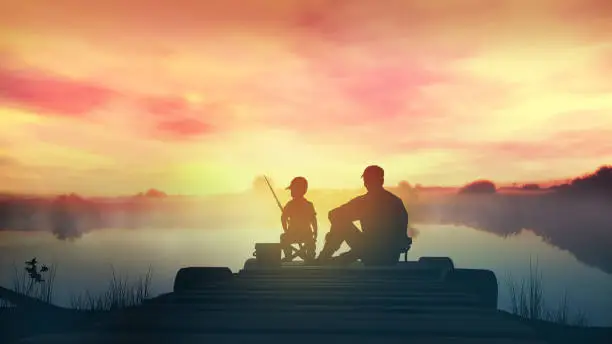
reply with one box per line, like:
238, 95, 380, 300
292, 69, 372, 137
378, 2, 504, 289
2, 175, 612, 326
1, 224, 611, 326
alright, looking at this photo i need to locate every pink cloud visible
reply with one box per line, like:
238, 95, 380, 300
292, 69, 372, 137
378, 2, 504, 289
140, 96, 192, 117
0, 1, 300, 44
155, 118, 214, 139
248, 38, 465, 135
556, 0, 612, 40
136, 95, 220, 140
289, 0, 507, 63
560, 0, 612, 21
380, 127, 612, 165
0, 61, 219, 140
480, 129, 612, 163
0, 66, 115, 116
323, 60, 446, 119
292, 0, 357, 45
477, 130, 612, 163
0, 156, 18, 167
278, 2, 488, 139
2, 1, 610, 151
596, 49, 612, 84
249, 70, 511, 154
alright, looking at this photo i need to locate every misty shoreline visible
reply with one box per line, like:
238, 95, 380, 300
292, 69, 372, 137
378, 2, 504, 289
1, 191, 611, 274
2, 165, 611, 276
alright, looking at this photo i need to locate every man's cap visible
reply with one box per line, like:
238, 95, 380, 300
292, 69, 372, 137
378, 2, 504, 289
286, 176, 308, 190
361, 165, 384, 179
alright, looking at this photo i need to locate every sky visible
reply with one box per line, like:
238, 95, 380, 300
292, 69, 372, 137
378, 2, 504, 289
0, 0, 611, 196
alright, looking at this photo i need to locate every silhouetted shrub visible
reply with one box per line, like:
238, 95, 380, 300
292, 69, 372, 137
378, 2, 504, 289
50, 194, 98, 240
522, 184, 541, 191
396, 180, 418, 203
144, 189, 167, 198
252, 175, 273, 195
458, 180, 497, 194
554, 165, 612, 198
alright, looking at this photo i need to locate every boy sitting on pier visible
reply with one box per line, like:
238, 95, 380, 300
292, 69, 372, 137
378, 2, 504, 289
280, 177, 318, 262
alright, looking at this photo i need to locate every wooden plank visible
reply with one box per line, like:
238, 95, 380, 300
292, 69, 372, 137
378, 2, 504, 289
223, 277, 445, 284
238, 271, 445, 279
105, 310, 537, 337
13, 332, 548, 344
234, 273, 447, 281
238, 268, 445, 277
225, 280, 448, 290
249, 261, 443, 271
159, 294, 488, 307
157, 294, 484, 307
179, 283, 452, 294
219, 283, 449, 292
167, 289, 480, 299
163, 283, 462, 301
238, 277, 443, 283
228, 278, 447, 286
141, 303, 493, 314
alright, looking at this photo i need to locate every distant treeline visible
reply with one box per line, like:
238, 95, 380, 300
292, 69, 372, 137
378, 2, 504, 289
0, 185, 419, 240
0, 166, 609, 242
457, 166, 612, 198
414, 166, 612, 274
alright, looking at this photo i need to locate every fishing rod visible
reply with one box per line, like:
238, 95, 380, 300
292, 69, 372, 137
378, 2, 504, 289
263, 175, 283, 212
264, 175, 289, 234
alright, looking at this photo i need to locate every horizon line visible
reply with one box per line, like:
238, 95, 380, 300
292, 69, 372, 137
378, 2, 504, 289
0, 180, 567, 199
2, 164, 608, 199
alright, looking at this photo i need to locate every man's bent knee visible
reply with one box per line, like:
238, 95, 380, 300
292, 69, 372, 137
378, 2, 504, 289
328, 210, 335, 222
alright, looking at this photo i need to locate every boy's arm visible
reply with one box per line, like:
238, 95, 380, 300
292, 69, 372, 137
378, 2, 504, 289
281, 203, 290, 232
310, 203, 318, 239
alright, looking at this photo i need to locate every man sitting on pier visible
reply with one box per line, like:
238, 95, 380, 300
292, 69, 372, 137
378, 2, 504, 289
316, 165, 410, 266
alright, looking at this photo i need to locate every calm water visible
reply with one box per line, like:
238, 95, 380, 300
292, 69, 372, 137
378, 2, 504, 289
1, 225, 611, 326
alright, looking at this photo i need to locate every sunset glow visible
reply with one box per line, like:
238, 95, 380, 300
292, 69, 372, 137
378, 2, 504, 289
1, 0, 611, 196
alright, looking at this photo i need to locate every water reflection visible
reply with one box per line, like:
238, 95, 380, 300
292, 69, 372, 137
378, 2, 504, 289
420, 195, 612, 275
2, 191, 610, 279
1, 225, 611, 325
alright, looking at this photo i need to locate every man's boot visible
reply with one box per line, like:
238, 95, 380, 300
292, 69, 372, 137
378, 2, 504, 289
335, 250, 359, 265
316, 246, 334, 263
316, 235, 339, 264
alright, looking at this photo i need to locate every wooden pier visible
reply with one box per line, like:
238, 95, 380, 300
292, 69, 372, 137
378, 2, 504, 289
12, 258, 548, 344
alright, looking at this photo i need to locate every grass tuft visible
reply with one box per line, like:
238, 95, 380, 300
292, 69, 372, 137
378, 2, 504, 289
69, 265, 153, 311
505, 257, 589, 326
0, 258, 152, 312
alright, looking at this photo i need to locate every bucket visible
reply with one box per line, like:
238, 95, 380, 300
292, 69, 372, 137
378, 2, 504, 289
253, 243, 281, 267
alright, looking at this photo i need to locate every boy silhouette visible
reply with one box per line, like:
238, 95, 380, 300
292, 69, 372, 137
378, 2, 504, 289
280, 177, 318, 261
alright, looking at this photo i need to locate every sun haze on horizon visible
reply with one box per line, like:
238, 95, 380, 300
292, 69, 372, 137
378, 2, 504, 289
0, 0, 611, 196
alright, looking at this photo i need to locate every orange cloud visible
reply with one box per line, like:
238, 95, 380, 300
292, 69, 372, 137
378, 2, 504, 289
0, 0, 611, 195
0, 66, 114, 116
155, 118, 214, 140
0, 156, 18, 167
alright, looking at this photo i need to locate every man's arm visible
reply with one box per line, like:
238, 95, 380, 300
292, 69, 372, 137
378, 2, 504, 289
328, 196, 364, 224
398, 198, 409, 237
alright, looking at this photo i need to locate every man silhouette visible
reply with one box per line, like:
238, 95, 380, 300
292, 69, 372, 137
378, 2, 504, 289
317, 165, 410, 266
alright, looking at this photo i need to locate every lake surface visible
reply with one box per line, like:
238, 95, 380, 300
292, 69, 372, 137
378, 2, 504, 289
1, 224, 611, 326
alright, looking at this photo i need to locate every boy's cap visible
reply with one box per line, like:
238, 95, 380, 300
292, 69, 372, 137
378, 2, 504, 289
286, 176, 308, 190
361, 165, 384, 179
